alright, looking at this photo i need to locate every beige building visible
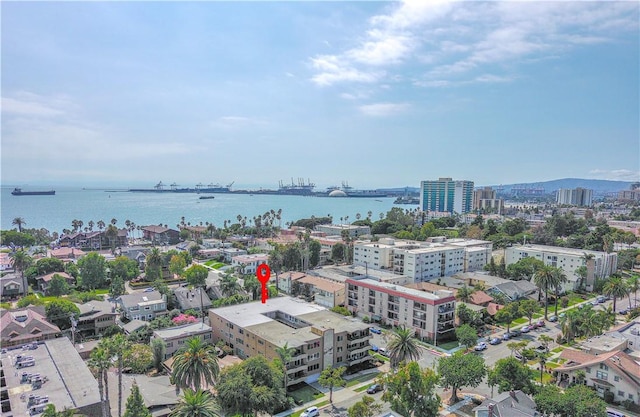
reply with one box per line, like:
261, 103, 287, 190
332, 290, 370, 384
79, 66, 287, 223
231, 254, 269, 274
346, 278, 455, 343
209, 297, 371, 387
505, 245, 617, 292
152, 322, 213, 359
556, 349, 640, 406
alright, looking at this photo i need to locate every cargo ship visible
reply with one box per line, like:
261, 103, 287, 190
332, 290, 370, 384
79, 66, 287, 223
11, 188, 55, 196
129, 181, 233, 194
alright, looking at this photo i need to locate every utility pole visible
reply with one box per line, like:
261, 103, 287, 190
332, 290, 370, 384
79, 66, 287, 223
70, 314, 78, 346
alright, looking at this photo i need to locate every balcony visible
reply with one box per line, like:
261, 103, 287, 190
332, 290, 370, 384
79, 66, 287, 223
348, 345, 371, 356
286, 363, 307, 374
347, 332, 371, 341
287, 373, 308, 386
438, 315, 454, 323
348, 354, 372, 366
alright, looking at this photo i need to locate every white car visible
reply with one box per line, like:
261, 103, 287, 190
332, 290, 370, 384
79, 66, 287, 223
474, 342, 488, 351
301, 407, 319, 417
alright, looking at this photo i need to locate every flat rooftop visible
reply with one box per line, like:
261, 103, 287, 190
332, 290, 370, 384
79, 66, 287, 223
1, 338, 100, 416
210, 296, 326, 328
509, 244, 609, 257
153, 322, 212, 340
349, 278, 453, 301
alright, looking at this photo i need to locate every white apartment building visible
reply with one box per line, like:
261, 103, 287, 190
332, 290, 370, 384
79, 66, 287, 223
346, 278, 456, 343
505, 245, 618, 292
315, 224, 371, 238
231, 254, 269, 274
556, 188, 593, 206
353, 238, 492, 282
152, 322, 213, 359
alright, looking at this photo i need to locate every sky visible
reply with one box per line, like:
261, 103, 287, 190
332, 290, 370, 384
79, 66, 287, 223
2, 1, 639, 190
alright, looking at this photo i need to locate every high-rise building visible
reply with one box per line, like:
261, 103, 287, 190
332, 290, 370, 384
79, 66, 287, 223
556, 188, 593, 206
473, 186, 504, 213
420, 178, 474, 214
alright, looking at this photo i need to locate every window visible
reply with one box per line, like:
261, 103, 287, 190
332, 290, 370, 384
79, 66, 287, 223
629, 394, 634, 400
614, 376, 620, 382
618, 391, 624, 397
585, 367, 591, 374
600, 364, 608, 371
337, 336, 343, 342
337, 356, 342, 363
337, 347, 343, 353
239, 329, 244, 334
596, 371, 608, 380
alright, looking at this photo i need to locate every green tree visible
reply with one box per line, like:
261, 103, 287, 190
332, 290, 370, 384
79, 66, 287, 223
41, 404, 74, 417
274, 341, 296, 390
123, 382, 151, 417
171, 337, 219, 391
110, 275, 125, 300
151, 338, 167, 373
331, 242, 345, 262
12, 216, 26, 233
318, 366, 347, 403
628, 275, 639, 309
506, 257, 544, 281
170, 254, 187, 278
109, 256, 140, 282
455, 324, 478, 350
487, 356, 535, 394
170, 389, 220, 417
437, 351, 486, 404
455, 285, 475, 303
387, 325, 421, 370
48, 273, 71, 296
534, 265, 558, 320
35, 257, 65, 275
124, 343, 153, 373
348, 395, 382, 417
243, 273, 261, 301
9, 249, 32, 296
1, 230, 36, 248
145, 247, 163, 282
185, 264, 210, 315
603, 276, 629, 312
220, 272, 241, 297
78, 252, 108, 290
105, 334, 131, 417
45, 299, 80, 330
552, 268, 568, 317
382, 361, 440, 417
89, 346, 112, 417
534, 384, 606, 417
519, 299, 539, 326
494, 302, 519, 334
309, 240, 321, 267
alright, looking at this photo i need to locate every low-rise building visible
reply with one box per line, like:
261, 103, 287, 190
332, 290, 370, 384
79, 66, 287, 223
0, 338, 102, 416
0, 273, 25, 299
49, 247, 87, 260
473, 390, 537, 417
209, 297, 371, 387
141, 225, 180, 245
35, 271, 75, 294
505, 245, 617, 292
296, 275, 346, 308
152, 322, 213, 359
173, 287, 213, 313
555, 349, 640, 406
0, 307, 61, 348
231, 254, 269, 274
346, 278, 456, 343
315, 224, 371, 238
221, 247, 247, 262
488, 280, 539, 302
75, 300, 118, 337
117, 291, 168, 321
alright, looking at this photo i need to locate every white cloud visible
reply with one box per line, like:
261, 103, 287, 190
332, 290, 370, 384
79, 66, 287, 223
2, 92, 73, 117
359, 102, 409, 117
589, 169, 640, 181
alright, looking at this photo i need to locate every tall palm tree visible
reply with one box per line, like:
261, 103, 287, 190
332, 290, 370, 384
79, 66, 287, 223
534, 265, 558, 320
170, 390, 220, 417
626, 275, 639, 309
89, 346, 112, 417
105, 335, 130, 417
219, 272, 241, 297
553, 268, 568, 317
387, 325, 421, 370
275, 342, 297, 390
171, 337, 219, 392
12, 217, 26, 233
9, 249, 32, 296
603, 277, 629, 312
560, 310, 580, 343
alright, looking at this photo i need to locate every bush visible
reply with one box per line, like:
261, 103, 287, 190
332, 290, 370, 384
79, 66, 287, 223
363, 316, 371, 323
103, 325, 124, 337
604, 391, 614, 404
17, 295, 44, 308
331, 306, 351, 316
560, 296, 569, 308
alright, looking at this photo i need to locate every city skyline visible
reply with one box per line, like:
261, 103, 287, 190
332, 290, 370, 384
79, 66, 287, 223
2, 1, 639, 188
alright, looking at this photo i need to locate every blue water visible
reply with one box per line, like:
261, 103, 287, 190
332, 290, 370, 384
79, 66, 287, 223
1, 186, 400, 235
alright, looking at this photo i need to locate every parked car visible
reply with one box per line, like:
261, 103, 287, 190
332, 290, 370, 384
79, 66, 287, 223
370, 327, 382, 334
378, 348, 389, 357
510, 329, 522, 337
301, 407, 319, 417
537, 319, 545, 327
514, 351, 523, 360
367, 384, 383, 394
489, 338, 501, 345
144, 287, 155, 292
502, 333, 511, 341
474, 342, 488, 351
549, 315, 558, 322
371, 345, 379, 352
535, 345, 548, 353
521, 326, 531, 333
597, 296, 607, 303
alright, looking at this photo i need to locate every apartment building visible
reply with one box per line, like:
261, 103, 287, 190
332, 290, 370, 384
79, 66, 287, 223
315, 224, 371, 238
353, 237, 492, 282
473, 187, 504, 213
556, 187, 593, 206
505, 245, 617, 292
420, 177, 474, 214
117, 291, 168, 321
231, 254, 269, 274
152, 322, 213, 359
346, 278, 456, 343
209, 297, 371, 387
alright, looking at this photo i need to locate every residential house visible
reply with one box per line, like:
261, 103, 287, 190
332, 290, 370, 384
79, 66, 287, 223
173, 287, 213, 313
58, 231, 102, 249
0, 307, 61, 348
75, 300, 118, 337
221, 247, 247, 262
555, 348, 640, 405
141, 225, 180, 245
35, 271, 75, 294
209, 297, 371, 387
488, 280, 539, 302
0, 252, 12, 271
49, 247, 86, 261
151, 322, 213, 359
295, 275, 346, 308
117, 291, 168, 321
0, 272, 26, 299
121, 319, 150, 335
473, 390, 538, 417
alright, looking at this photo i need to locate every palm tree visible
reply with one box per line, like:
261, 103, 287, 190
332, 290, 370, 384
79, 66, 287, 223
560, 310, 580, 343
89, 346, 112, 417
553, 268, 568, 317
219, 272, 241, 297
9, 249, 32, 296
628, 275, 639, 309
170, 389, 220, 417
455, 285, 475, 303
534, 265, 558, 320
275, 342, 297, 390
583, 253, 596, 290
105, 335, 130, 417
12, 217, 26, 233
603, 276, 629, 312
171, 337, 219, 392
387, 325, 421, 370
537, 352, 549, 383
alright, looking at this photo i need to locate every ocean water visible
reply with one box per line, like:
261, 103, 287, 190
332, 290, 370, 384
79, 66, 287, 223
1, 186, 400, 235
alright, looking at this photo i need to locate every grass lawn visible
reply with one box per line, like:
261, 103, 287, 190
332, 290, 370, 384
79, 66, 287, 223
355, 384, 373, 393
370, 351, 389, 362
288, 384, 323, 405
512, 317, 528, 326
540, 373, 555, 384
551, 346, 564, 353
545, 362, 560, 369
204, 261, 225, 269
345, 372, 379, 387
437, 340, 460, 350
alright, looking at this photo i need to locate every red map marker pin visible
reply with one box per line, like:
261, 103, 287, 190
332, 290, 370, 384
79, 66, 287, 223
256, 264, 271, 304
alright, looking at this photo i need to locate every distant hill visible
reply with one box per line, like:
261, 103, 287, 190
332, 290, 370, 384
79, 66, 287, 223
488, 178, 635, 194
